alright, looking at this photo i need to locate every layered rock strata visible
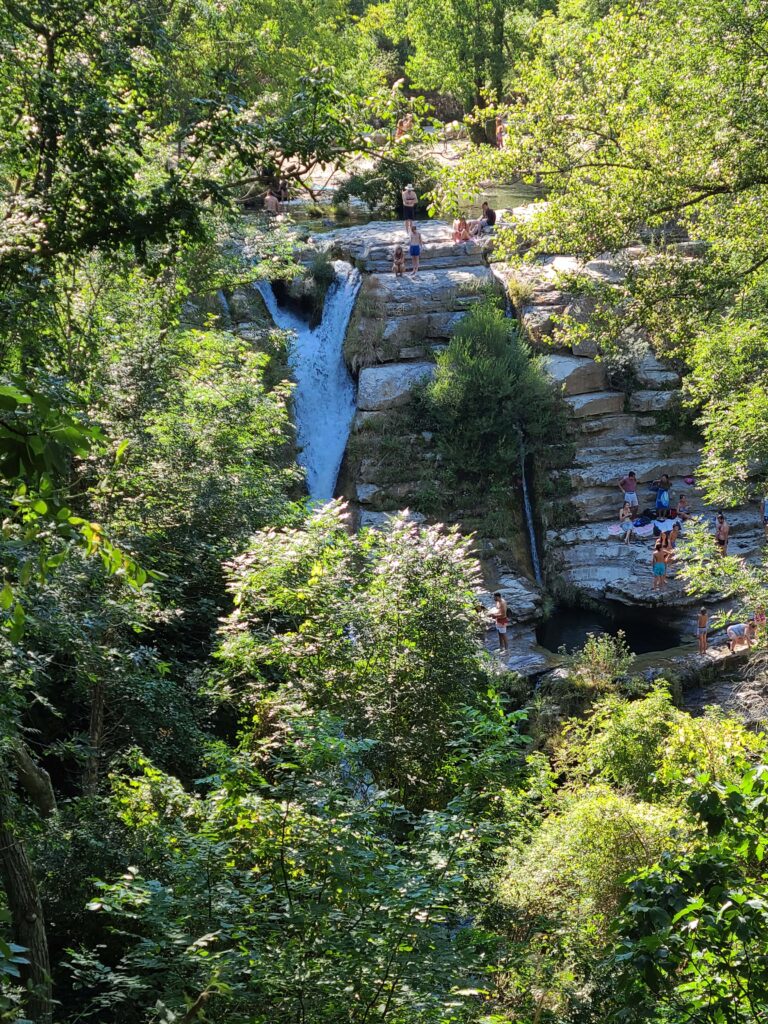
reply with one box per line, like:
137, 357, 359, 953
497, 248, 764, 607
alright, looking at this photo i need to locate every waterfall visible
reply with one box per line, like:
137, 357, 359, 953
257, 261, 362, 501
498, 276, 544, 586
521, 449, 543, 585
499, 276, 548, 589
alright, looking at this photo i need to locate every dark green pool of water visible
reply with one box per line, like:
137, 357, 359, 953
536, 605, 686, 655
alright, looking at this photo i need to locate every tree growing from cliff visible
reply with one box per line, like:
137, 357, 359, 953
433, 0, 768, 511
421, 301, 566, 487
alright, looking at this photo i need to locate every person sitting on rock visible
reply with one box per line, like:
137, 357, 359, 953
452, 216, 471, 243
727, 618, 756, 652
470, 201, 497, 236
676, 493, 691, 520
392, 245, 406, 277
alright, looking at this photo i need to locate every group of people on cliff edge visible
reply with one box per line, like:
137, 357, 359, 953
393, 185, 496, 277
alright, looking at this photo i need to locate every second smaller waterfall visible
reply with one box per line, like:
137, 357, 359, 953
521, 450, 543, 586
257, 261, 361, 502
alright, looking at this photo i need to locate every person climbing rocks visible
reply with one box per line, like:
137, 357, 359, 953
715, 512, 730, 555
408, 225, 423, 276
618, 501, 634, 544
697, 607, 709, 654
619, 470, 639, 509
492, 591, 508, 652
392, 245, 406, 277
727, 618, 756, 652
401, 183, 418, 233
652, 539, 668, 590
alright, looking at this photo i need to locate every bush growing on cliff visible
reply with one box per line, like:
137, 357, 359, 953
420, 301, 566, 487
335, 156, 439, 215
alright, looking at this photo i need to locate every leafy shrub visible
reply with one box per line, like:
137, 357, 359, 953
558, 683, 767, 802
420, 301, 567, 487
565, 630, 636, 692
335, 156, 439, 215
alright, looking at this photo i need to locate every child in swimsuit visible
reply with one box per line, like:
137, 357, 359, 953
697, 606, 708, 654
409, 226, 423, 276
652, 540, 667, 591
392, 245, 406, 277
618, 501, 634, 544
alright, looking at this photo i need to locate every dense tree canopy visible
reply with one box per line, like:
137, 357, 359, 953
3, 0, 768, 1021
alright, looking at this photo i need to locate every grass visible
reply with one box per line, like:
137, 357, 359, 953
507, 276, 535, 308
343, 279, 402, 371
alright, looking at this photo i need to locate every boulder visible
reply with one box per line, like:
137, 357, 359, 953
629, 390, 675, 413
565, 391, 625, 418
228, 285, 264, 323
352, 410, 388, 431
358, 509, 426, 530
357, 361, 436, 411
583, 257, 626, 283
544, 354, 607, 396
635, 353, 680, 390
356, 483, 380, 504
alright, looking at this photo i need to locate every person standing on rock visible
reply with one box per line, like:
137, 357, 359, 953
408, 225, 423, 276
492, 592, 508, 653
715, 512, 730, 555
654, 474, 671, 515
619, 470, 639, 509
697, 607, 709, 654
263, 189, 280, 216
652, 540, 668, 591
619, 501, 634, 544
401, 183, 418, 234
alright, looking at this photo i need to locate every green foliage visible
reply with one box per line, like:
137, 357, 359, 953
335, 155, 439, 215
498, 788, 694, 1021
558, 684, 766, 802
421, 301, 565, 485
564, 630, 636, 692
611, 766, 768, 1023
219, 502, 507, 805
67, 708, 523, 1024
371, 0, 549, 116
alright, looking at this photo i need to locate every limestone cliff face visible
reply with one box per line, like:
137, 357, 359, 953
497, 250, 763, 608
319, 220, 543, 623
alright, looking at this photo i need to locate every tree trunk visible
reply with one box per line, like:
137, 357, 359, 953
12, 741, 57, 817
0, 786, 52, 1024
83, 680, 105, 796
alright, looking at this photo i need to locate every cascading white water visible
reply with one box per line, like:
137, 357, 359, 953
520, 447, 543, 585
257, 261, 361, 501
